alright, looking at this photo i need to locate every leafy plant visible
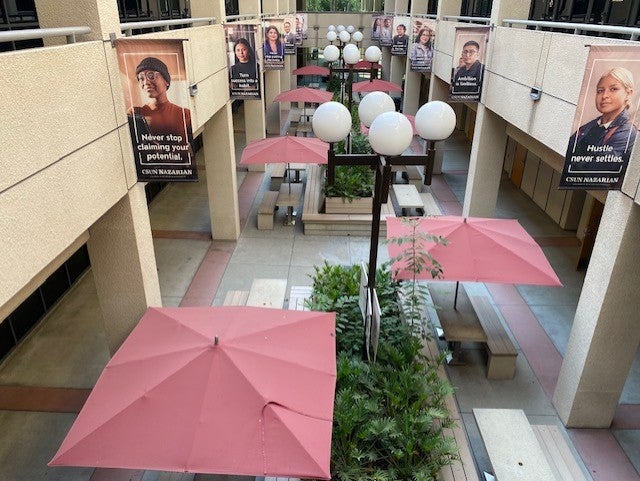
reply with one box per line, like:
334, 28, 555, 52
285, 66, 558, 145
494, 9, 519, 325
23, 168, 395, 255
323, 165, 374, 200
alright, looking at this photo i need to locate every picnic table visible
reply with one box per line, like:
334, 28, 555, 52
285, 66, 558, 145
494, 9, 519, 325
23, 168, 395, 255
276, 182, 303, 225
392, 184, 424, 216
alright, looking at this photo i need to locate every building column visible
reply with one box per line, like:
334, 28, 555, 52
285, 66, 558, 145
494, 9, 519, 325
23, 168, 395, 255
87, 184, 162, 355
34, 0, 120, 42
265, 70, 282, 135
402, 70, 421, 115
428, 76, 455, 175
490, 0, 530, 24
381, 48, 392, 81
553, 193, 640, 427
244, 97, 267, 172
462, 105, 506, 217
203, 102, 241, 241
190, 0, 225, 22
437, 0, 464, 17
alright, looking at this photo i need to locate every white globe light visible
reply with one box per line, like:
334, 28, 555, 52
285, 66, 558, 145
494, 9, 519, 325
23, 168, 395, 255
352, 31, 363, 42
328, 25, 336, 31
346, 25, 355, 33
338, 30, 351, 43
368, 112, 414, 156
337, 25, 345, 32
358, 91, 396, 127
365, 45, 382, 63
326, 31, 337, 42
415, 101, 457, 141
343, 44, 360, 65
323, 44, 340, 62
312, 101, 353, 143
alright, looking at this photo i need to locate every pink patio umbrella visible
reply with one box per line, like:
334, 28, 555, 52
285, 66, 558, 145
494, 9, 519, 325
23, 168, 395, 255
353, 60, 382, 70
352, 78, 402, 93
273, 86, 333, 104
292, 65, 330, 76
386, 216, 562, 307
50, 306, 337, 479
361, 114, 418, 136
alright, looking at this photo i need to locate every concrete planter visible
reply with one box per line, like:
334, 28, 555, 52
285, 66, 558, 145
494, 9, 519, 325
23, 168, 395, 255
325, 196, 373, 214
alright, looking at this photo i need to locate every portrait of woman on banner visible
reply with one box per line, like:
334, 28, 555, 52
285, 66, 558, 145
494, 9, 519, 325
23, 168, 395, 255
262, 25, 285, 69
229, 37, 260, 99
567, 67, 637, 170
410, 26, 434, 72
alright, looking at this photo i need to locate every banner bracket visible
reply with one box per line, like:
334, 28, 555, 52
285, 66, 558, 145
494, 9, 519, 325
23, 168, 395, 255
109, 32, 117, 48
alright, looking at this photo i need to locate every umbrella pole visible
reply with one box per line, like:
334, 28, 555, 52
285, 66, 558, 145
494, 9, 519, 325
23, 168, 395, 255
288, 162, 291, 194
454, 281, 459, 310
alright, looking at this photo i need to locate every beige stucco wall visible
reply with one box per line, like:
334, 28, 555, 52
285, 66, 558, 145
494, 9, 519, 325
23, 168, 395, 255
0, 24, 229, 313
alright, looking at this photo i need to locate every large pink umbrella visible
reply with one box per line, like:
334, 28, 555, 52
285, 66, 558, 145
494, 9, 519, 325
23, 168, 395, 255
352, 78, 402, 93
292, 65, 330, 76
50, 306, 337, 479
353, 60, 381, 70
386, 216, 562, 305
274, 86, 333, 104
240, 136, 328, 166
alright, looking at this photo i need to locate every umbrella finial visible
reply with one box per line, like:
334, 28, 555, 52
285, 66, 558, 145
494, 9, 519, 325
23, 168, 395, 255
214, 336, 219, 345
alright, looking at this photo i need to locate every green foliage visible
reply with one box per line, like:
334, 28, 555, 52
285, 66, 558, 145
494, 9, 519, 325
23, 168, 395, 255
305, 0, 361, 11
307, 262, 459, 481
323, 165, 374, 200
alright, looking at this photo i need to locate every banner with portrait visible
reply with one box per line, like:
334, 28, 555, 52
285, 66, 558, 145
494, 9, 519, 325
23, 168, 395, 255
224, 24, 261, 100
294, 13, 308, 46
449, 26, 490, 102
560, 45, 640, 190
283, 16, 297, 54
390, 15, 410, 56
409, 19, 436, 72
374, 14, 393, 47
262, 19, 285, 69
116, 39, 196, 183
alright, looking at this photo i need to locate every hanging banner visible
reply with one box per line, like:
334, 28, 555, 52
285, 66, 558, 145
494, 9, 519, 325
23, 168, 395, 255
294, 13, 308, 46
116, 39, 196, 183
449, 26, 490, 102
378, 15, 393, 47
225, 24, 261, 100
560, 45, 640, 190
371, 14, 383, 40
262, 20, 285, 70
409, 19, 436, 72
283, 16, 297, 55
391, 16, 410, 56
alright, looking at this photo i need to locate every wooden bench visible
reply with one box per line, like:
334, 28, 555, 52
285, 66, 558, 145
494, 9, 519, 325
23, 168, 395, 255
531, 425, 589, 481
246, 278, 287, 309
468, 295, 518, 380
419, 192, 443, 216
257, 191, 279, 230
269, 163, 287, 191
288, 285, 313, 310
223, 290, 248, 306
474, 409, 557, 481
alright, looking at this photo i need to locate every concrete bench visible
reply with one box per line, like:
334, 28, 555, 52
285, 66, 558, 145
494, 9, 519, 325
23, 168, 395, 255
222, 290, 248, 306
288, 285, 312, 310
405, 164, 424, 189
532, 425, 589, 481
468, 295, 518, 380
419, 192, 443, 216
246, 278, 287, 309
269, 163, 287, 191
257, 191, 279, 230
473, 409, 574, 481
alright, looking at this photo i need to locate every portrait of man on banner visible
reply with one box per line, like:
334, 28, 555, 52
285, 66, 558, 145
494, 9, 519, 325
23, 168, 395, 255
450, 27, 489, 102
378, 15, 393, 47
262, 20, 285, 70
390, 16, 410, 56
560, 45, 640, 190
225, 24, 261, 100
294, 13, 308, 46
283, 16, 296, 55
116, 38, 196, 183
409, 19, 435, 72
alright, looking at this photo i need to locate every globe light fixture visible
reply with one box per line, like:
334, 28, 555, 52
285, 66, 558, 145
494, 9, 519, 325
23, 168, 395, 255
326, 30, 337, 42
352, 31, 363, 43
337, 25, 345, 32
368, 112, 414, 156
346, 25, 355, 33
312, 101, 352, 143
358, 91, 396, 127
323, 44, 340, 62
342, 43, 360, 65
415, 101, 457, 140
365, 45, 382, 63
338, 30, 351, 43
328, 25, 336, 31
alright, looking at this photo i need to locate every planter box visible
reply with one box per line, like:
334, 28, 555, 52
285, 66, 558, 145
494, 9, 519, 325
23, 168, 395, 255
325, 196, 373, 214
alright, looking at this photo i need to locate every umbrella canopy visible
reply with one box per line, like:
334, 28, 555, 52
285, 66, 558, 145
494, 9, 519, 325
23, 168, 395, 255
361, 114, 418, 136
292, 65, 330, 76
273, 87, 333, 104
240, 136, 329, 165
50, 306, 337, 479
352, 78, 402, 93
386, 216, 563, 286
353, 60, 381, 70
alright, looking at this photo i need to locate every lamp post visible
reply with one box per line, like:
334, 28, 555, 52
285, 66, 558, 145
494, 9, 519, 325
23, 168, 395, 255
312, 96, 456, 357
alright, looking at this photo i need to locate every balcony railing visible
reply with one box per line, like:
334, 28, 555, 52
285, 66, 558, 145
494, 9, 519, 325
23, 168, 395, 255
0, 26, 90, 44
120, 17, 215, 36
502, 18, 640, 41
442, 15, 491, 24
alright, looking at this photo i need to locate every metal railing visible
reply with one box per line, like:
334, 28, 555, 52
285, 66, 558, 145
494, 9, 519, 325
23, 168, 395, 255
502, 18, 640, 41
225, 14, 259, 22
413, 14, 438, 20
0, 26, 91, 44
442, 15, 491, 24
120, 17, 215, 36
